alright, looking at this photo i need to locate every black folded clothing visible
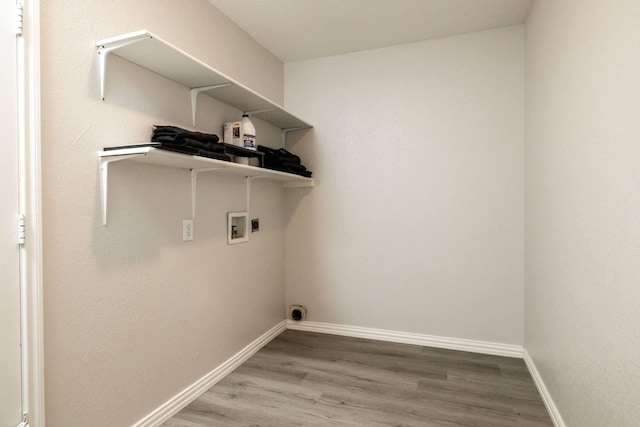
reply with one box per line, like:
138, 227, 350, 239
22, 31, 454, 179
257, 145, 311, 177
291, 169, 312, 178
280, 160, 307, 172
153, 136, 224, 153
152, 125, 220, 144
196, 149, 231, 162
185, 138, 225, 153
263, 164, 309, 176
258, 145, 301, 164
155, 144, 199, 155
154, 143, 230, 161
104, 143, 161, 151
152, 125, 223, 155
104, 133, 230, 162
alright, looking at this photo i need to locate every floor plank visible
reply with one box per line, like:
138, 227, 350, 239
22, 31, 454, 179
163, 330, 553, 426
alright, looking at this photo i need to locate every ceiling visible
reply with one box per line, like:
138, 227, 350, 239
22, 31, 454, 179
208, 0, 533, 62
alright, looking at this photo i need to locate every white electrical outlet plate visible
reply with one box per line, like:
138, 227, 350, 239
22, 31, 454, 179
183, 219, 193, 241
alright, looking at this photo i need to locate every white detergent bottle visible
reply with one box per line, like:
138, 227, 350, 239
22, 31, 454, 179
241, 113, 256, 150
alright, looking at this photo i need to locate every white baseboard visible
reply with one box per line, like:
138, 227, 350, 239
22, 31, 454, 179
286, 320, 523, 358
523, 350, 566, 427
133, 320, 287, 427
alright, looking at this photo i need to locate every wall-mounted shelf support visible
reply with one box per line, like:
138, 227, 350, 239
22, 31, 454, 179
97, 33, 152, 100
245, 175, 270, 213
99, 153, 146, 225
190, 83, 234, 127
246, 176, 252, 212
282, 127, 310, 148
190, 167, 224, 218
191, 173, 272, 222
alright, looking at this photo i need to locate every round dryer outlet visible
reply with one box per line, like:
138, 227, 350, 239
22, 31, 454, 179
290, 305, 306, 321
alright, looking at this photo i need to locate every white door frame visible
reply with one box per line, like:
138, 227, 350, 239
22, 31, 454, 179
17, 0, 45, 425
2, 0, 23, 423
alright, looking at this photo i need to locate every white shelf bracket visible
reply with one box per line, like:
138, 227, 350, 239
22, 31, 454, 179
97, 33, 152, 100
281, 127, 310, 148
190, 83, 234, 127
245, 175, 269, 213
99, 154, 146, 225
190, 167, 224, 219
246, 176, 252, 213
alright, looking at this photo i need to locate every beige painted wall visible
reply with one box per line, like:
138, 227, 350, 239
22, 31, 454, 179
40, 1, 289, 425
284, 26, 524, 345
525, 1, 640, 425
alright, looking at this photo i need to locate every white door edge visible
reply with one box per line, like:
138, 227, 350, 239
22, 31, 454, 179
1, 0, 22, 422
17, 0, 45, 425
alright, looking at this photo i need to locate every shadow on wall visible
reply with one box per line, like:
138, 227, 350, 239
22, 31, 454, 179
92, 161, 248, 271
282, 127, 315, 226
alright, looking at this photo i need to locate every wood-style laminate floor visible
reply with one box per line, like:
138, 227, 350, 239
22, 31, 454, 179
163, 330, 553, 426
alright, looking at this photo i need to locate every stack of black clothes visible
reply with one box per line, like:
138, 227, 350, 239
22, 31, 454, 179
258, 145, 312, 178
151, 125, 230, 161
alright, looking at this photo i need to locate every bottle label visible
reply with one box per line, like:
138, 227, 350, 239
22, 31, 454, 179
243, 134, 256, 149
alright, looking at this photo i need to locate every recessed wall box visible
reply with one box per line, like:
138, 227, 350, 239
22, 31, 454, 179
228, 212, 248, 244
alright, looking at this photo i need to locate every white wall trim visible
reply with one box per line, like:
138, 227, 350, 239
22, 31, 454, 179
523, 350, 566, 427
133, 320, 287, 427
286, 320, 523, 358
